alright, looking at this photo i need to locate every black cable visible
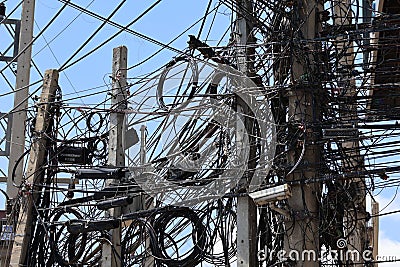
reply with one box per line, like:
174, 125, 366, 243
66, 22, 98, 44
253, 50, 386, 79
0, 0, 70, 74
57, 0, 127, 71
57, 0, 178, 73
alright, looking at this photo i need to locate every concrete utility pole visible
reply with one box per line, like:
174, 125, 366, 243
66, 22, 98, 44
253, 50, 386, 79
7, 0, 36, 199
371, 200, 379, 266
9, 69, 59, 267
101, 46, 128, 267
138, 124, 155, 267
334, 0, 367, 262
235, 0, 258, 266
284, 0, 321, 266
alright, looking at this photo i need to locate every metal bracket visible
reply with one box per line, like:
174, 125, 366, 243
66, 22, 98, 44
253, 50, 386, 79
0, 113, 12, 156
0, 19, 21, 62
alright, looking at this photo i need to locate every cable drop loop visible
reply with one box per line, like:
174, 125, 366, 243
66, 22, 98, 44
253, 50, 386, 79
156, 55, 199, 112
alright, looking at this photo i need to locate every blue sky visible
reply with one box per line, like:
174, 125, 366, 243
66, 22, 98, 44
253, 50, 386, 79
0, 0, 231, 193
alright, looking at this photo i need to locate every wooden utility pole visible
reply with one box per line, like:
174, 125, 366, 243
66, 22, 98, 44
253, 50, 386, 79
235, 0, 258, 266
7, 0, 36, 199
284, 0, 321, 266
9, 69, 59, 267
101, 46, 128, 267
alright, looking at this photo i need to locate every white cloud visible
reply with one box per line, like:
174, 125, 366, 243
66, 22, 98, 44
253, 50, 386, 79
378, 231, 400, 267
366, 193, 400, 265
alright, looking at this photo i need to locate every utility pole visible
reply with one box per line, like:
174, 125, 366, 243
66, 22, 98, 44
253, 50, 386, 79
101, 46, 128, 267
7, 0, 36, 199
284, 0, 321, 266
235, 1, 258, 266
138, 124, 155, 267
8, 69, 59, 267
334, 0, 367, 262
371, 200, 379, 266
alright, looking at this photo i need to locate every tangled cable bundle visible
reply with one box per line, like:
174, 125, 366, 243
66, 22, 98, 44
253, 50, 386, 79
121, 201, 237, 267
